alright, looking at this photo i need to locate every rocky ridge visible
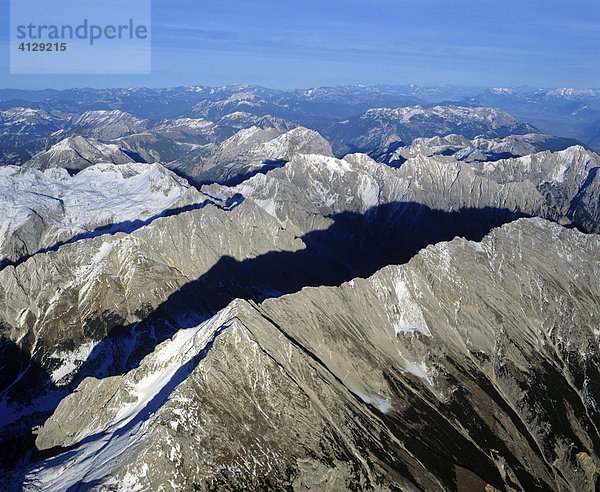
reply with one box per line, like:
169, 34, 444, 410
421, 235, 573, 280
20, 218, 600, 491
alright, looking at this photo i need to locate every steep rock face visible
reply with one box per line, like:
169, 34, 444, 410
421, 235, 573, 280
5, 146, 599, 388
469, 145, 595, 187
468, 146, 600, 232
0, 162, 198, 266
1, 135, 600, 490
23, 136, 137, 171
0, 198, 305, 387
111, 132, 190, 164
25, 219, 600, 491
2, 150, 549, 455
385, 145, 600, 233
210, 126, 332, 166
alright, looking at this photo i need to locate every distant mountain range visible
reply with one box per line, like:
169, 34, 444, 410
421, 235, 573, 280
2, 84, 600, 150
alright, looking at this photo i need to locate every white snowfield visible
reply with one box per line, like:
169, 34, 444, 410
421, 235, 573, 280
0, 162, 194, 257
546, 88, 598, 98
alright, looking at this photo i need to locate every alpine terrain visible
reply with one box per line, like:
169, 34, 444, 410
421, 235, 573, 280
0, 85, 599, 491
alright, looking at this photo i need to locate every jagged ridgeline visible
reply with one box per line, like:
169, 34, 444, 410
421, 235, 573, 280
0, 85, 600, 491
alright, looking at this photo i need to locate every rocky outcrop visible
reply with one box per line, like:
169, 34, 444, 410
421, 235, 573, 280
206, 151, 550, 238
0, 198, 304, 385
468, 145, 600, 232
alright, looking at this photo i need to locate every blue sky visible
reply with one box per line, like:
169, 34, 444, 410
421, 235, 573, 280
1, 0, 599, 89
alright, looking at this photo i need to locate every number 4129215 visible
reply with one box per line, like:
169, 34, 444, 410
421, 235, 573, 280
18, 42, 67, 52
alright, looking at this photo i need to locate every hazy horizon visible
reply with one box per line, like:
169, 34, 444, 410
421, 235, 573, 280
1, 0, 598, 90
0, 83, 599, 93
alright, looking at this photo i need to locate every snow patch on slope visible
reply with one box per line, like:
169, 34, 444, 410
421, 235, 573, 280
372, 270, 431, 337
354, 391, 392, 413
24, 302, 239, 492
49, 342, 97, 384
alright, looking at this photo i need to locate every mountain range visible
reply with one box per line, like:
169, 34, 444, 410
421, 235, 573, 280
0, 85, 599, 491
